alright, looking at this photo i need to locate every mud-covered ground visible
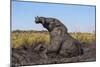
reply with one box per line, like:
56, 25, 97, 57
11, 42, 96, 67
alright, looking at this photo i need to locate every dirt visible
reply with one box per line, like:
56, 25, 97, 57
11, 42, 96, 67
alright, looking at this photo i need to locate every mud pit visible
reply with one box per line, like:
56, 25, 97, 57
11, 42, 96, 66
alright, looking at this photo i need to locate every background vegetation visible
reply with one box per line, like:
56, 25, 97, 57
11, 30, 96, 48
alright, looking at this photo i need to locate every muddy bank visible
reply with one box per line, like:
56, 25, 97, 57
11, 43, 96, 66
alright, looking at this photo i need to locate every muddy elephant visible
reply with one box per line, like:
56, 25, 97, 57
35, 16, 83, 58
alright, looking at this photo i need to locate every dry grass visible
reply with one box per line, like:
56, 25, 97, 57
11, 31, 96, 48
70, 32, 96, 43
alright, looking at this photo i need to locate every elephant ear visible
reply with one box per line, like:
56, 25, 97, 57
41, 17, 45, 24
48, 21, 56, 30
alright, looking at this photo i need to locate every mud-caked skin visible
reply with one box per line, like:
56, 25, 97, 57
35, 16, 83, 58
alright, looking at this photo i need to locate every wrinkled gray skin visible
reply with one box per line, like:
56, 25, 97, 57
35, 16, 83, 58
